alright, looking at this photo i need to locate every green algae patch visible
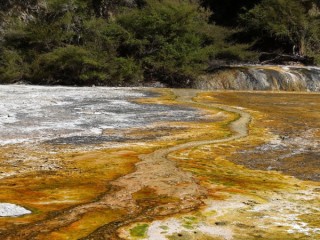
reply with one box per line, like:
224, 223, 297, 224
182, 216, 200, 229
130, 223, 149, 238
160, 225, 169, 230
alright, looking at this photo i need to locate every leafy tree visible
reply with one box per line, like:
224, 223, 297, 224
90, 0, 146, 18
115, 0, 220, 85
1, 0, 146, 85
0, 0, 259, 85
241, 0, 320, 56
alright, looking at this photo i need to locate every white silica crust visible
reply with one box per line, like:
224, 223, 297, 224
0, 203, 31, 217
0, 86, 144, 145
0, 85, 201, 146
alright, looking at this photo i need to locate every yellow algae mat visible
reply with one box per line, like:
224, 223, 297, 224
0, 89, 319, 240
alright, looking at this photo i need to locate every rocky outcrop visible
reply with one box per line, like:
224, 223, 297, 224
0, 0, 45, 37
193, 65, 320, 91
1, 0, 41, 12
0, 0, 45, 20
0, 0, 143, 36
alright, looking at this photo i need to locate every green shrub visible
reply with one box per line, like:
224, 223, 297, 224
30, 45, 142, 86
241, 0, 320, 57
116, 0, 216, 83
0, 48, 28, 83
0, 0, 263, 86
30, 45, 107, 85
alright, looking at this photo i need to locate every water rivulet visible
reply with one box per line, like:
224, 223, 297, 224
194, 65, 320, 91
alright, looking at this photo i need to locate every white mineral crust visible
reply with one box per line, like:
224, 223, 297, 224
0, 203, 31, 217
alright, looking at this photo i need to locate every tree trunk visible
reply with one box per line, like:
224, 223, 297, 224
299, 37, 306, 56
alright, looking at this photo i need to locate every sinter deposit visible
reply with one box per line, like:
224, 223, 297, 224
194, 65, 320, 91
0, 85, 202, 146
0, 203, 31, 217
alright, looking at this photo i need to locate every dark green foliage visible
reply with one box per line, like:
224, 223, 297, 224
0, 0, 318, 85
31, 45, 104, 85
201, 0, 320, 64
0, 0, 144, 85
114, 0, 257, 85
0, 48, 28, 83
116, 0, 215, 84
0, 0, 43, 14
30, 45, 142, 86
2, 0, 255, 85
241, 0, 320, 58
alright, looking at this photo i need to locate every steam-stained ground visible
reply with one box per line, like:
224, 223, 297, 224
0, 87, 319, 240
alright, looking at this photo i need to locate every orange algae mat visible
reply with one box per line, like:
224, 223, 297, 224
0, 89, 319, 240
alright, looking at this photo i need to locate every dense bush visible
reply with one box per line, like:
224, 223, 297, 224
115, 0, 215, 84
1, 0, 317, 85
2, 0, 254, 85
241, 0, 320, 59
29, 45, 142, 86
0, 48, 27, 83
30, 45, 105, 85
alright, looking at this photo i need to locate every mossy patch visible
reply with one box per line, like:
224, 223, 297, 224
130, 223, 149, 238
160, 225, 169, 230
